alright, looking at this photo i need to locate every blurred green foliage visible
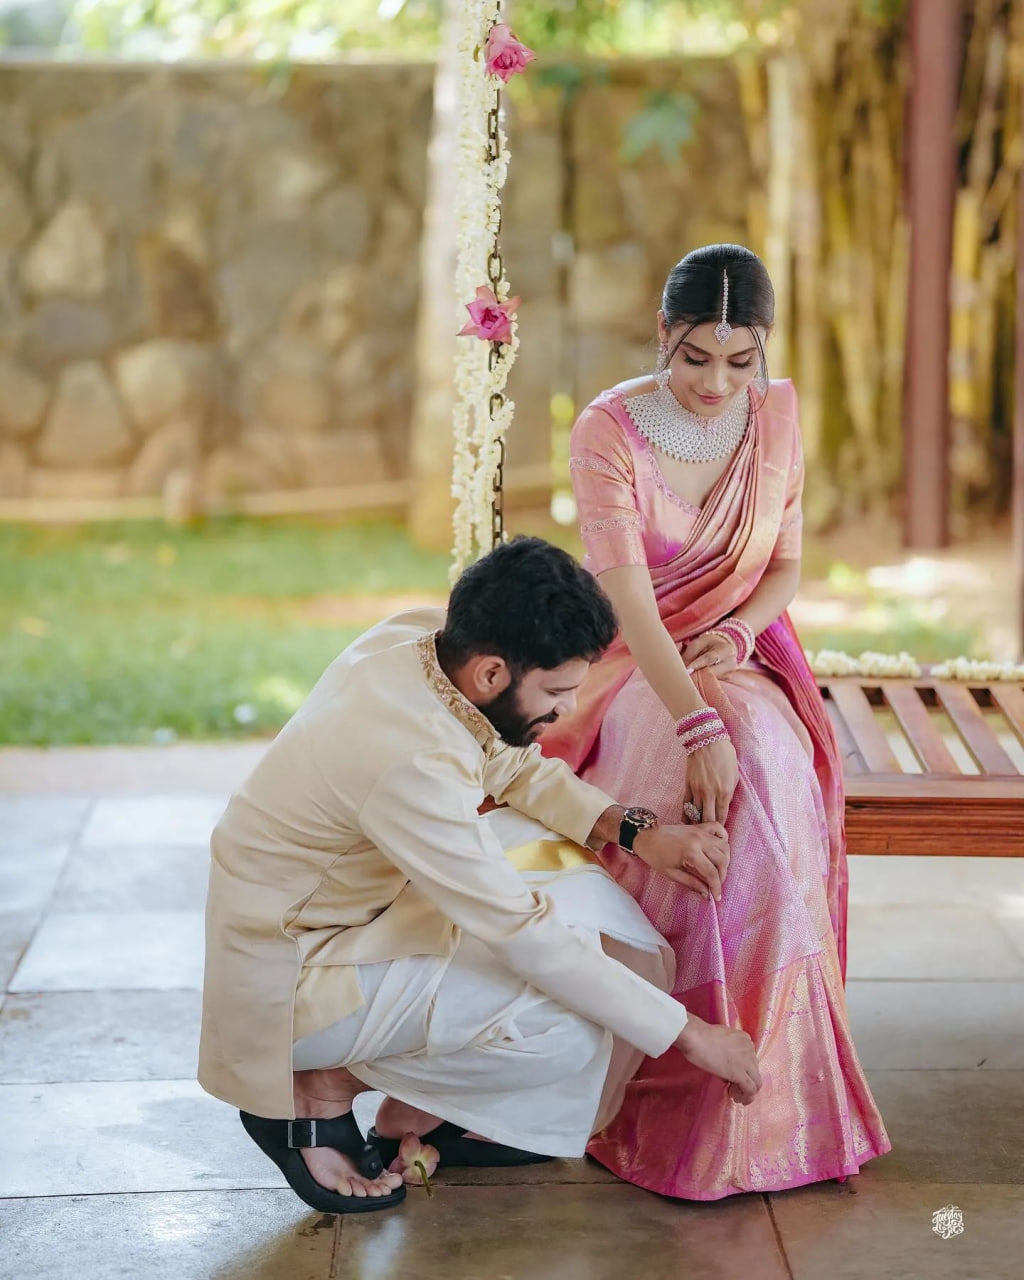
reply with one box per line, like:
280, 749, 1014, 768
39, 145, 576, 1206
0, 517, 978, 746
6, 0, 885, 61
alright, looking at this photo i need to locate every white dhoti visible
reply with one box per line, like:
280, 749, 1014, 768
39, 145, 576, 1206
292, 812, 676, 1158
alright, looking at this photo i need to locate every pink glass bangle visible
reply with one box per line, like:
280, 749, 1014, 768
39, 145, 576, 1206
717, 617, 755, 664
675, 708, 720, 738
705, 629, 742, 660
706, 624, 753, 666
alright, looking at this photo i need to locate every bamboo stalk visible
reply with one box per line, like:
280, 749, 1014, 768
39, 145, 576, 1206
764, 54, 794, 375
734, 52, 769, 260
790, 52, 824, 468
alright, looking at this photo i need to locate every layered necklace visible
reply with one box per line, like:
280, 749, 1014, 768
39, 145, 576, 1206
624, 371, 751, 464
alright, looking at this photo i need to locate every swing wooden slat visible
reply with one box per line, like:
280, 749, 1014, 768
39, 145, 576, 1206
823, 681, 901, 772
989, 683, 1024, 743
933, 683, 1018, 774
819, 675, 1024, 857
879, 681, 959, 773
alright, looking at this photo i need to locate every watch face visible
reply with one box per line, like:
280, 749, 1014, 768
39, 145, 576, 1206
625, 806, 658, 828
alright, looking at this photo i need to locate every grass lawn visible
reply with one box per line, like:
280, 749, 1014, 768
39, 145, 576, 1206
0, 520, 450, 745
0, 518, 983, 746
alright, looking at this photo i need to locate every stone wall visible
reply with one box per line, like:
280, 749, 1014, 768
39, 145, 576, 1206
0, 61, 433, 507
0, 58, 749, 511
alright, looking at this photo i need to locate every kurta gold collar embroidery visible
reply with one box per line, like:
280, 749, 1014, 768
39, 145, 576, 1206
416, 632, 495, 747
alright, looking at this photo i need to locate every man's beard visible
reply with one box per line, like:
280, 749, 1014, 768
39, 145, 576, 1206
482, 678, 558, 747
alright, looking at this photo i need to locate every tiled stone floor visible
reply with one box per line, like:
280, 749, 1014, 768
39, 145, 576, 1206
1, 753, 1023, 1278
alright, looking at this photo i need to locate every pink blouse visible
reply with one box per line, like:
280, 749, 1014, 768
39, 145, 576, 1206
569, 384, 804, 576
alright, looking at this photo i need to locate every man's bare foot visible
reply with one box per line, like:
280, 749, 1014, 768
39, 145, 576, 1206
292, 1067, 404, 1198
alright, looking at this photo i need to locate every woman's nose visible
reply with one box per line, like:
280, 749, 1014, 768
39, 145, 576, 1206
704, 363, 729, 393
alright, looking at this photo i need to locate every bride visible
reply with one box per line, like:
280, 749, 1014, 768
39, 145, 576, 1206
541, 243, 890, 1199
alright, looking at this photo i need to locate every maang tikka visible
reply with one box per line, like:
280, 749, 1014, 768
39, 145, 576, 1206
714, 271, 733, 345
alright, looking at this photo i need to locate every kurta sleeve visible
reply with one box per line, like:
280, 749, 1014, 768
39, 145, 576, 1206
481, 741, 614, 849
359, 750, 687, 1057
569, 406, 647, 573
772, 409, 805, 561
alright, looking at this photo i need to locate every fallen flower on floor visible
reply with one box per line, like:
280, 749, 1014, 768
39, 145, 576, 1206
388, 1133, 440, 1197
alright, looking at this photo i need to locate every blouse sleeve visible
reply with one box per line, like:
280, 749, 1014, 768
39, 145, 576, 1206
569, 405, 647, 573
772, 410, 805, 561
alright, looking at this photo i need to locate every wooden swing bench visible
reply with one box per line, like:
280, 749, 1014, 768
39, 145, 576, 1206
818, 675, 1024, 856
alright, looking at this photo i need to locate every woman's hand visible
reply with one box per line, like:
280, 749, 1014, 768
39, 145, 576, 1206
683, 736, 739, 827
682, 631, 738, 676
633, 822, 730, 900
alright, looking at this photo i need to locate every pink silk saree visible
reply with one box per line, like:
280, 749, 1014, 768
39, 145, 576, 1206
541, 380, 890, 1199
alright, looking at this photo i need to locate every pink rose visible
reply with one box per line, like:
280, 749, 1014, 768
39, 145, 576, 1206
457, 285, 521, 344
388, 1132, 440, 1196
484, 23, 536, 84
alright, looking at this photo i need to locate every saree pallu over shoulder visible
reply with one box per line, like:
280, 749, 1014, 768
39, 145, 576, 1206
543, 379, 800, 772
541, 379, 849, 976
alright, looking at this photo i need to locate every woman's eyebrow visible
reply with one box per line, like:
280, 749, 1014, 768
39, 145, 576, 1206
682, 339, 758, 358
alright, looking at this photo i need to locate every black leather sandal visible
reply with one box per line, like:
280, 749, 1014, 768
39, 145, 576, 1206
368, 1119, 552, 1169
240, 1111, 407, 1215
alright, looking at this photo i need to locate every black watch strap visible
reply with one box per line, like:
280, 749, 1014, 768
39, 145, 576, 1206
618, 806, 658, 854
619, 814, 640, 853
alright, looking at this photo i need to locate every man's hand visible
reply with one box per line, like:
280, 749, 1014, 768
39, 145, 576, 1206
633, 823, 730, 900
674, 1013, 761, 1104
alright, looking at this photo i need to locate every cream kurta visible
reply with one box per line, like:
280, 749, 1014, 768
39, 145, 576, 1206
199, 608, 688, 1119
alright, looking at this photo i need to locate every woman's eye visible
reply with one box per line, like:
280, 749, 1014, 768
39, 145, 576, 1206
730, 360, 754, 370
683, 356, 707, 367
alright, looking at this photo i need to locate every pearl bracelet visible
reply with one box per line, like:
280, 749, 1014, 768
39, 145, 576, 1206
680, 728, 731, 757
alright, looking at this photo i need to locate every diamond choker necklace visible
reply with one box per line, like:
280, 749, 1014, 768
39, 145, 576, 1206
624, 374, 751, 464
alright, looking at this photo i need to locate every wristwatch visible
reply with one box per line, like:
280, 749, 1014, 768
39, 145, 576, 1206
618, 806, 659, 853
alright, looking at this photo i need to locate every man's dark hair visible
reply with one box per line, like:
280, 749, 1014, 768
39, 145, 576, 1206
439, 536, 617, 674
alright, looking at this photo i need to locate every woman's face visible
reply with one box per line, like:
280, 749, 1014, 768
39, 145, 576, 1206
657, 314, 767, 418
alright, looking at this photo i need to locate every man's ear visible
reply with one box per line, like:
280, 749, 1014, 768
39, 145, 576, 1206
465, 654, 510, 698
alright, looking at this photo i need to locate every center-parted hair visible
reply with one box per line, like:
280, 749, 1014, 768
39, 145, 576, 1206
661, 244, 775, 382
440, 536, 617, 673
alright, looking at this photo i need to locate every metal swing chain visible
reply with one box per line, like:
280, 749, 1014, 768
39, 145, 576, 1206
486, 86, 506, 549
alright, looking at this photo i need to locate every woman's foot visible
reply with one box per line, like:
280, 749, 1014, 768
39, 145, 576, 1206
374, 1097, 493, 1144
292, 1067, 404, 1198
372, 1095, 444, 1141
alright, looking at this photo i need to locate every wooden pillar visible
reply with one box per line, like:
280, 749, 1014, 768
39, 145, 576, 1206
903, 0, 961, 549
407, 3, 459, 551
1015, 58, 1024, 660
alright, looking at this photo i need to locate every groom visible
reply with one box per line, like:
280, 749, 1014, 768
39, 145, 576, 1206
199, 536, 760, 1214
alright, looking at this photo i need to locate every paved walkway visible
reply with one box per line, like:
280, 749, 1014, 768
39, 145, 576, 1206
1, 750, 1022, 1278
